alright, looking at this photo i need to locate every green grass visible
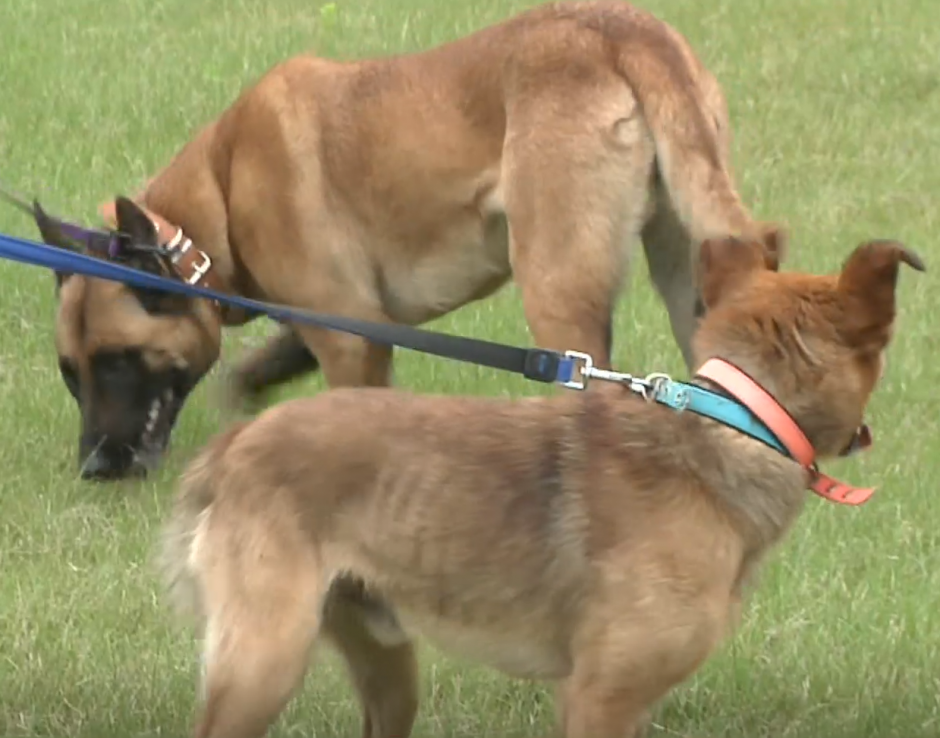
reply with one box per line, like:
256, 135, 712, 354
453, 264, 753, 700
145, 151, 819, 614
1, 0, 939, 735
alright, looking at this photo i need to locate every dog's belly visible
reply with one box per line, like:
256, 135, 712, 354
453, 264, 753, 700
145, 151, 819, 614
392, 609, 571, 680
379, 209, 511, 325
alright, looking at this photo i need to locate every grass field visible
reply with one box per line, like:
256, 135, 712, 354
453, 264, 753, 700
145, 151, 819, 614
1, 0, 939, 735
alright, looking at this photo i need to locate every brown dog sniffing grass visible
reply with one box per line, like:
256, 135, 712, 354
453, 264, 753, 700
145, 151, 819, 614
39, 0, 782, 481
158, 234, 922, 738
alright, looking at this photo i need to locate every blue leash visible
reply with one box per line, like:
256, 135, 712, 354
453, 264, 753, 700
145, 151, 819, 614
0, 229, 584, 386
0, 227, 789, 455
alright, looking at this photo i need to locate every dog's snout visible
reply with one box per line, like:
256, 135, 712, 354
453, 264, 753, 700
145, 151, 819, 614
80, 451, 112, 481
79, 443, 146, 481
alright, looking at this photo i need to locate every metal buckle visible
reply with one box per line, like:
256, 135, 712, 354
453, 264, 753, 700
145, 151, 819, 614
186, 250, 212, 286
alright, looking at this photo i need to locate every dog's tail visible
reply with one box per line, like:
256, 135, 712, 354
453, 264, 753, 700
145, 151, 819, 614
157, 421, 250, 626
609, 12, 778, 247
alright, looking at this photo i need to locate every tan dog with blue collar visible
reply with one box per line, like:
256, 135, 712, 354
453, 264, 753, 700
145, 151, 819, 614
159, 234, 922, 738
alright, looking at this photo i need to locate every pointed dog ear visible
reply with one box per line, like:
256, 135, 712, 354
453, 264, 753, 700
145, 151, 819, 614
698, 235, 770, 309
113, 196, 159, 245
838, 239, 925, 350
32, 201, 80, 290
108, 196, 191, 315
33, 201, 82, 250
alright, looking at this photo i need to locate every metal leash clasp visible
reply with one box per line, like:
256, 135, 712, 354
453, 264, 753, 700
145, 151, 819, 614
562, 351, 674, 402
638, 372, 673, 402
560, 351, 594, 390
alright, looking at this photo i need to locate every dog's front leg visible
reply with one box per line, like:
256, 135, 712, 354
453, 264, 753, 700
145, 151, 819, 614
556, 678, 652, 738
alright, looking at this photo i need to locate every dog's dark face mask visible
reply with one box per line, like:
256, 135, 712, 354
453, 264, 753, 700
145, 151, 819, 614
46, 197, 222, 481
59, 343, 199, 480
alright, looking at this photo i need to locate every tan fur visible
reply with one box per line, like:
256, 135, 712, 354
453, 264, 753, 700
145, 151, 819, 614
54, 0, 782, 473
158, 236, 922, 738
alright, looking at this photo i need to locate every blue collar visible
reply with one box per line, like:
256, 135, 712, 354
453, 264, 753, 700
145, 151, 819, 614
651, 379, 789, 456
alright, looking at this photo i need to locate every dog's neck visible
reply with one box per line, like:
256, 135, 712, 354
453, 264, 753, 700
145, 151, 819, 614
579, 385, 807, 553
607, 357, 812, 555
681, 358, 819, 553
692, 403, 809, 555
688, 416, 809, 606
135, 123, 256, 327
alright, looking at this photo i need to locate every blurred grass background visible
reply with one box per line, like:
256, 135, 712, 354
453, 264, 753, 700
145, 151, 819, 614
0, 0, 938, 735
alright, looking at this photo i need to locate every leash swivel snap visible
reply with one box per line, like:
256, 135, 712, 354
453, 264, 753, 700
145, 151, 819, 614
561, 351, 675, 401
640, 373, 678, 404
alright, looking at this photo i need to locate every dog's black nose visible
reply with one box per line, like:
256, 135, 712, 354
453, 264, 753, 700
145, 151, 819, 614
80, 450, 119, 480
79, 447, 146, 481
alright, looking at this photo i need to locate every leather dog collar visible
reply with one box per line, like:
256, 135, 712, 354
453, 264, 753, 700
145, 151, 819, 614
145, 213, 217, 292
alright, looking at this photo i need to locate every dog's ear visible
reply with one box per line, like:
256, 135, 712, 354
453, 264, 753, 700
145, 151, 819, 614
32, 202, 79, 291
34, 207, 76, 251
698, 236, 770, 309
838, 239, 925, 350
113, 196, 159, 245
110, 196, 192, 315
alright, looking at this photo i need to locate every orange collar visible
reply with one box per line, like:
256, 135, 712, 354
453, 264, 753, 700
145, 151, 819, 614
695, 358, 875, 506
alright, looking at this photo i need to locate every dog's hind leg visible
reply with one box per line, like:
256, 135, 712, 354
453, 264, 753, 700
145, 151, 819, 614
503, 87, 656, 371
557, 675, 653, 738
641, 197, 700, 372
322, 579, 419, 738
192, 546, 326, 738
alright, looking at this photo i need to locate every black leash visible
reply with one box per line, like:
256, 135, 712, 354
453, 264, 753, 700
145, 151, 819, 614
0, 184, 587, 388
